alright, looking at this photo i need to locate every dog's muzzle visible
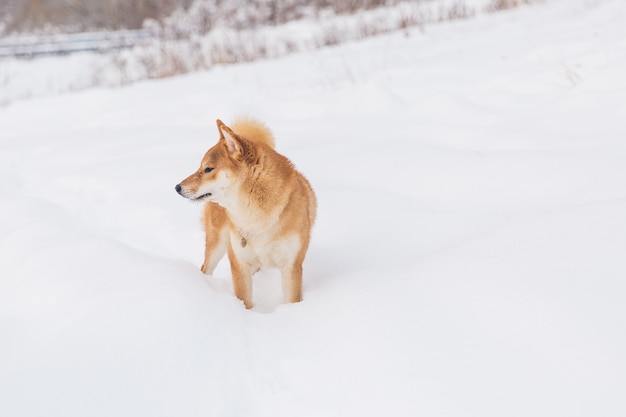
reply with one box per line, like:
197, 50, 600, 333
175, 184, 211, 200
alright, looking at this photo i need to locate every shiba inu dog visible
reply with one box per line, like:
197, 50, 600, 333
175, 117, 316, 309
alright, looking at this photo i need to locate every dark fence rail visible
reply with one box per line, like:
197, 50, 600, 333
0, 30, 154, 58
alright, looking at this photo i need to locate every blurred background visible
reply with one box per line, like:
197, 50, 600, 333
0, 0, 193, 33
0, 0, 528, 104
0, 0, 516, 35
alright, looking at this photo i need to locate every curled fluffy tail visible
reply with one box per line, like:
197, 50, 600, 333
230, 117, 275, 149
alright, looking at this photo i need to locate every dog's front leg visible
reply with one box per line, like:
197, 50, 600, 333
201, 203, 229, 275
201, 228, 228, 275
227, 244, 255, 309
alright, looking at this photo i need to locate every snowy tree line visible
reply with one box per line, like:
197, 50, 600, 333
0, 0, 537, 101
1, 0, 428, 35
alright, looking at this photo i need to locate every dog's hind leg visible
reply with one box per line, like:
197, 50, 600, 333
201, 203, 229, 275
281, 260, 304, 304
280, 238, 309, 304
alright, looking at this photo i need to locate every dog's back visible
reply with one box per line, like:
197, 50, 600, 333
230, 117, 316, 230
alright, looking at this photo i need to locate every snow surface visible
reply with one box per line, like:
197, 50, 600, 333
1, 0, 626, 416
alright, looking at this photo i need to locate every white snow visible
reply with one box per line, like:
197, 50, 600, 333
1, 0, 626, 416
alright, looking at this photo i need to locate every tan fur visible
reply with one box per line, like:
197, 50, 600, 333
176, 117, 316, 309
229, 116, 275, 149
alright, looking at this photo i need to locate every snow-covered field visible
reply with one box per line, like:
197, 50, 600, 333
1, 0, 626, 415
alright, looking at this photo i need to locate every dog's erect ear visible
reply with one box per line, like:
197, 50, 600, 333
216, 119, 242, 156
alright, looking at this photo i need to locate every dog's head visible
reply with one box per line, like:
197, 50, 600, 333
175, 119, 254, 205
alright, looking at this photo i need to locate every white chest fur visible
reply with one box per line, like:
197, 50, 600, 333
230, 230, 301, 270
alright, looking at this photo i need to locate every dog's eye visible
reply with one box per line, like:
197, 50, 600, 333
204, 167, 214, 173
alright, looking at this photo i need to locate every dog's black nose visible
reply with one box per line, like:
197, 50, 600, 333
175, 184, 182, 194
